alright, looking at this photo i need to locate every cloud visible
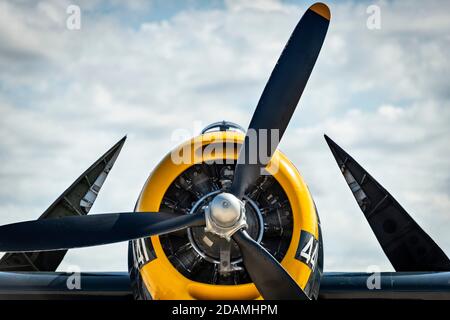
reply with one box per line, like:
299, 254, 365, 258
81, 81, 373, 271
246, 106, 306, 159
0, 0, 449, 272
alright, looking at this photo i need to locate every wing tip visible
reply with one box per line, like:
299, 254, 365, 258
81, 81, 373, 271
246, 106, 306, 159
324, 134, 346, 166
309, 2, 331, 21
323, 133, 335, 150
112, 135, 127, 152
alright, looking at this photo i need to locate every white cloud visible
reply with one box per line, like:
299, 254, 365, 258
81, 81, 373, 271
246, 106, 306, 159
0, 0, 449, 273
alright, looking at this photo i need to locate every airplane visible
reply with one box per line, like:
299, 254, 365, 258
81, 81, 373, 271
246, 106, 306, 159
0, 2, 449, 300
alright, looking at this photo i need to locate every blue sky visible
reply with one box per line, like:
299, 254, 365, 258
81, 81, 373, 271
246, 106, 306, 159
0, 0, 449, 272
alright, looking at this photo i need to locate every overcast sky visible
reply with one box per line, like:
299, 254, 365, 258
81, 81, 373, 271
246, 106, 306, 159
0, 0, 449, 272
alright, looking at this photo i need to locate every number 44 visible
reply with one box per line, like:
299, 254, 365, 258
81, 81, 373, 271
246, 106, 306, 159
300, 237, 318, 271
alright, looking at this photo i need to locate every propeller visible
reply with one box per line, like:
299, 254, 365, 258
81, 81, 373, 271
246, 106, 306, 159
0, 2, 331, 300
232, 230, 309, 300
231, 3, 330, 199
0, 212, 205, 252
226, 2, 330, 300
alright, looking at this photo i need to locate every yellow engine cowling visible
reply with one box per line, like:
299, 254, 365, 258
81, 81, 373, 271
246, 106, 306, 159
134, 130, 321, 300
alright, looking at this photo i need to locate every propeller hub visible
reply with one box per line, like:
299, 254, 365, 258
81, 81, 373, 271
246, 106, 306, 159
210, 193, 241, 227
204, 193, 247, 241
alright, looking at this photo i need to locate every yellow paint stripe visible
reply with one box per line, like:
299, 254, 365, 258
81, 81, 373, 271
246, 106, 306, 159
309, 2, 331, 21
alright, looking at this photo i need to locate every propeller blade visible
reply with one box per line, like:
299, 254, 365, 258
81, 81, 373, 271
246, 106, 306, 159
231, 3, 330, 198
232, 229, 309, 300
324, 134, 450, 271
0, 212, 205, 252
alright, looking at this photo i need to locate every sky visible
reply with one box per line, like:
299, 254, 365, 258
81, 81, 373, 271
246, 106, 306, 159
0, 0, 449, 272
